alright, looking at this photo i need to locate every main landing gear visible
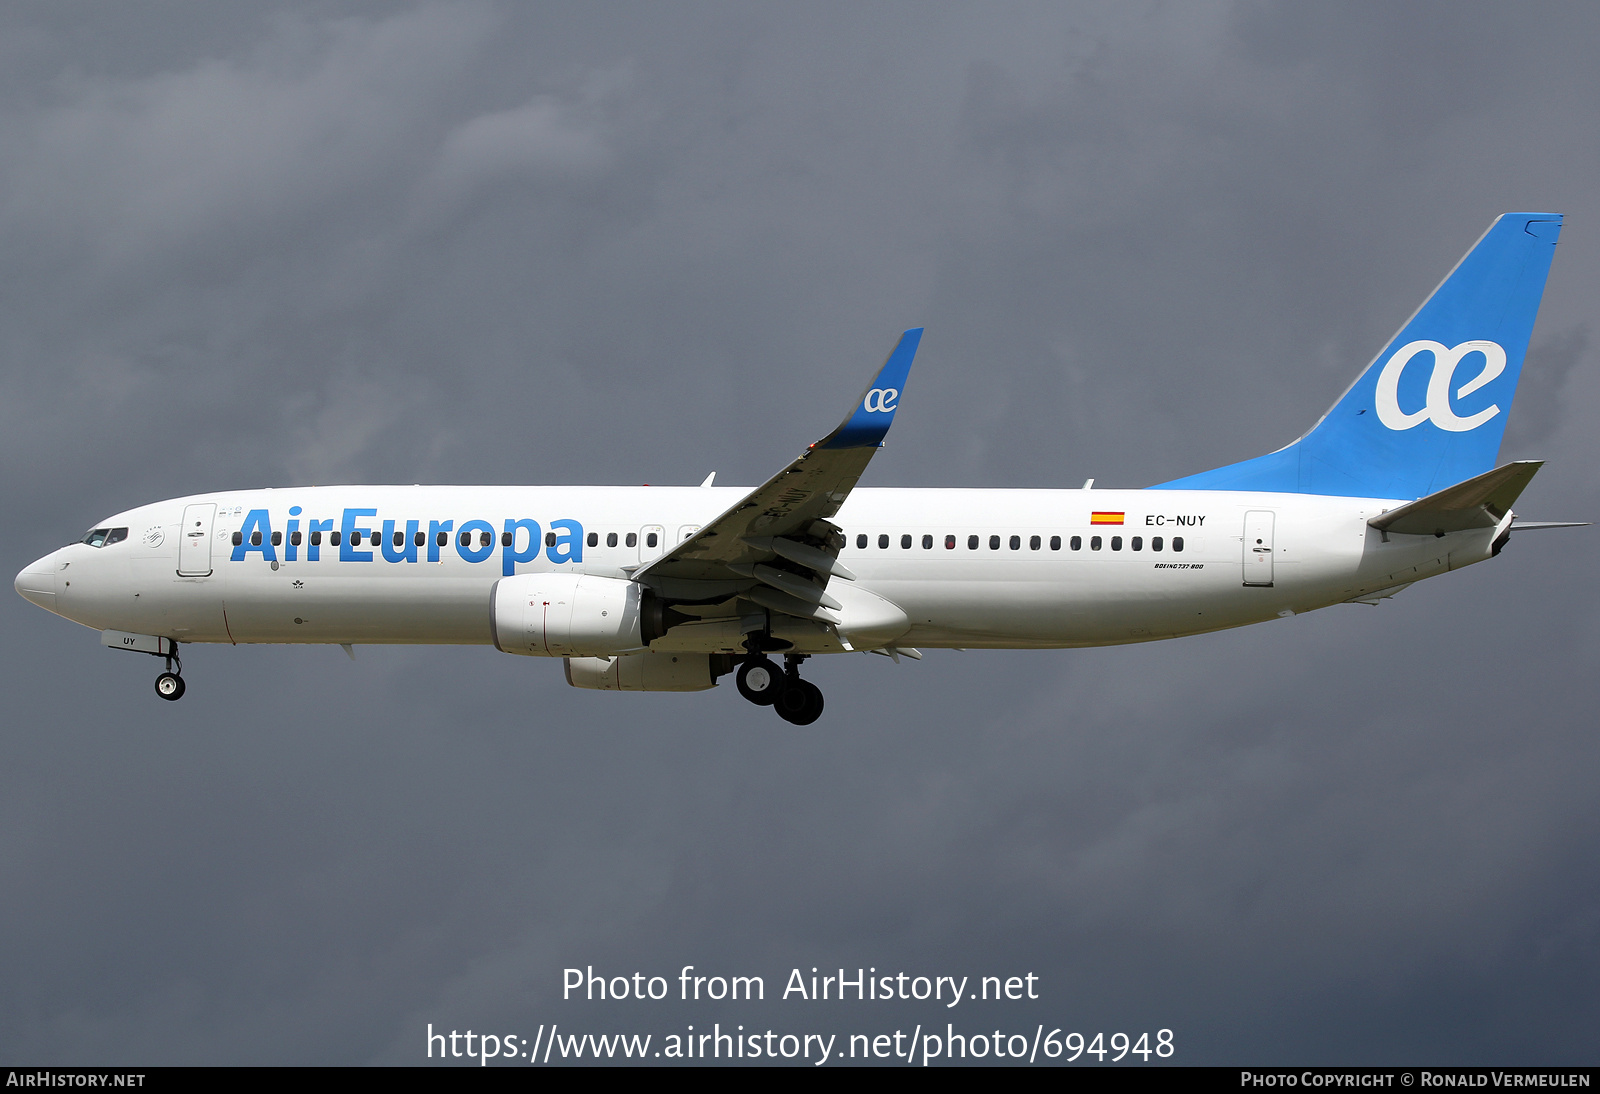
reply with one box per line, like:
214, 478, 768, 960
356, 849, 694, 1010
736, 645, 824, 725
153, 644, 186, 702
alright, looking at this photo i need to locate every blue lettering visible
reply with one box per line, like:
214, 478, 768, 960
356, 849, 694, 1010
548, 518, 583, 564
381, 519, 419, 563
306, 518, 333, 561
503, 518, 541, 576
231, 510, 277, 562
340, 508, 376, 562
427, 519, 454, 563
456, 519, 494, 563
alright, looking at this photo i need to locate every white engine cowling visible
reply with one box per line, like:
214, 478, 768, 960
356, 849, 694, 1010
564, 652, 730, 692
491, 573, 649, 657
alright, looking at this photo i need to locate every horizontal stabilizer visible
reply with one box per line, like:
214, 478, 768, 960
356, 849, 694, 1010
1368, 460, 1541, 536
1507, 520, 1591, 532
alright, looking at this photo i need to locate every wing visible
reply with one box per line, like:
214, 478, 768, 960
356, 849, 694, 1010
633, 328, 922, 627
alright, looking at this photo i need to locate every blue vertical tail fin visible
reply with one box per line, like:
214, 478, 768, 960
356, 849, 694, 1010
1152, 213, 1563, 499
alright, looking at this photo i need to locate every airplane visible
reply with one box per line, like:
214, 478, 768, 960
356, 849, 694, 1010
14, 213, 1583, 725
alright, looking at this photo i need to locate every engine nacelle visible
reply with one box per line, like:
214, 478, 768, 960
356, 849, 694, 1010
491, 573, 680, 658
564, 652, 733, 692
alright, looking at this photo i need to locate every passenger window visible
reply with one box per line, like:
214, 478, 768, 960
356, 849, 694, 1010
1070, 535, 1082, 551
1111, 536, 1122, 551
331, 531, 342, 547
105, 528, 129, 546
1173, 536, 1185, 552
1050, 535, 1061, 550
1091, 536, 1102, 550
458, 531, 470, 547
393, 531, 404, 548
945, 535, 956, 550
545, 531, 557, 547
501, 532, 512, 547
1009, 535, 1020, 550
231, 531, 243, 546
291, 531, 303, 546
311, 531, 322, 546
856, 534, 868, 549
250, 531, 262, 546
922, 534, 933, 549
646, 532, 658, 548
989, 535, 1000, 550
1151, 536, 1163, 552
436, 531, 447, 547
627, 532, 638, 548
607, 532, 618, 548
1131, 536, 1143, 551
414, 531, 426, 547
587, 532, 597, 547
1030, 535, 1040, 550
270, 531, 281, 547
479, 531, 492, 547
878, 534, 889, 549
901, 534, 912, 549
968, 535, 979, 550
350, 531, 362, 546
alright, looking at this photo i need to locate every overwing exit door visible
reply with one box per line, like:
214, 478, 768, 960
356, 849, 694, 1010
177, 503, 216, 577
639, 525, 666, 564
1242, 510, 1275, 587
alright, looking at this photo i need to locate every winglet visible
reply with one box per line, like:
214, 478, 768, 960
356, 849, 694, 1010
816, 328, 923, 449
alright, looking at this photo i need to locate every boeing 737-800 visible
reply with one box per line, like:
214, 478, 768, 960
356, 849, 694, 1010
13, 213, 1580, 724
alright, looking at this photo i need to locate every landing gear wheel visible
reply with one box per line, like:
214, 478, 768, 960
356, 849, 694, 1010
154, 672, 186, 701
773, 679, 824, 725
736, 658, 780, 706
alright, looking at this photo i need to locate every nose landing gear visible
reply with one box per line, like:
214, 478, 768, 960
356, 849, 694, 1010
153, 645, 186, 702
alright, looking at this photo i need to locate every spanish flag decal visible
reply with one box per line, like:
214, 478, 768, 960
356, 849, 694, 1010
1090, 511, 1125, 525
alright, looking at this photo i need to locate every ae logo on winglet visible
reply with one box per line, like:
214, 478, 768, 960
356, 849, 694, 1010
1374, 339, 1506, 433
863, 387, 899, 413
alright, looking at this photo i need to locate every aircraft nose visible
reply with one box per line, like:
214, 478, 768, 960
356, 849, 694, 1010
14, 555, 58, 611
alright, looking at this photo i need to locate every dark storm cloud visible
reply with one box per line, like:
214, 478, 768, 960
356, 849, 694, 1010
2, 1, 1598, 1065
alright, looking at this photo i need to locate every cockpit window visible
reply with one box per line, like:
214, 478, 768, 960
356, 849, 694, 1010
104, 527, 128, 546
82, 528, 111, 547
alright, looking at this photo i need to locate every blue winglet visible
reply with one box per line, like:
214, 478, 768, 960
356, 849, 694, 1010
817, 328, 923, 449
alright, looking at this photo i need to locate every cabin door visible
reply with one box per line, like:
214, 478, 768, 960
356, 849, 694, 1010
177, 503, 216, 577
1242, 510, 1275, 587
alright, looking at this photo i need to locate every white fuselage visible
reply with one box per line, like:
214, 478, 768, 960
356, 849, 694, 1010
19, 484, 1492, 653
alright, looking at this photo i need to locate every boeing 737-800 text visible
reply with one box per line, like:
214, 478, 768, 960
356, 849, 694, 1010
14, 213, 1580, 724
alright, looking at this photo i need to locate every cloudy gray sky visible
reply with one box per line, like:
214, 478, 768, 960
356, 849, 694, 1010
3, 1, 1598, 1066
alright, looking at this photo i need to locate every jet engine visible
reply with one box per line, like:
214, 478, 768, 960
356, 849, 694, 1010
490, 573, 686, 657
564, 652, 734, 692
